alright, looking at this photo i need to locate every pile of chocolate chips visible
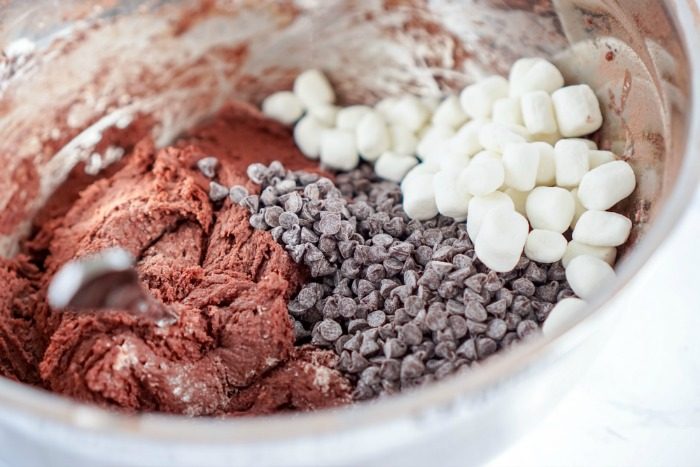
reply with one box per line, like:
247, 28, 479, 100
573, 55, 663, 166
233, 162, 575, 400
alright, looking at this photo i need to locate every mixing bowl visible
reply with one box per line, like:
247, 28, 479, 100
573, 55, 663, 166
0, 1, 698, 465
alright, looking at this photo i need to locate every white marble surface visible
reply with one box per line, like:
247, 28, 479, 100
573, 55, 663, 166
488, 190, 700, 467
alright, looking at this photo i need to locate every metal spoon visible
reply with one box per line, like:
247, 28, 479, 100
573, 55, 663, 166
47, 247, 177, 327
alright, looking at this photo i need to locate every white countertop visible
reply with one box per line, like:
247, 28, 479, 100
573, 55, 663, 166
488, 190, 700, 467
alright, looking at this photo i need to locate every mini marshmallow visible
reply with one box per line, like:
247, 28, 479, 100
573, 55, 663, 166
356, 111, 390, 161
309, 104, 339, 126
422, 96, 441, 112
551, 84, 603, 137
319, 128, 359, 171
467, 191, 514, 241
460, 75, 509, 119
533, 141, 556, 186
507, 123, 532, 139
432, 95, 468, 129
402, 172, 438, 220
294, 115, 327, 159
570, 188, 586, 228
478, 122, 527, 153
475, 206, 529, 272
577, 160, 636, 210
390, 95, 431, 132
502, 142, 540, 191
459, 150, 505, 196
554, 139, 590, 187
261, 91, 304, 125
504, 188, 529, 215
336, 105, 371, 130
588, 150, 615, 168
293, 69, 335, 108
533, 131, 562, 146
401, 162, 440, 191
492, 97, 523, 126
572, 210, 632, 247
570, 138, 598, 150
524, 229, 567, 263
416, 125, 455, 162
433, 170, 471, 220
375, 151, 419, 183
509, 58, 565, 97
521, 90, 558, 135
526, 186, 575, 233
439, 152, 472, 173
509, 58, 538, 85
542, 298, 588, 336
375, 97, 398, 121
391, 124, 419, 156
449, 118, 487, 158
562, 240, 617, 268
565, 254, 616, 300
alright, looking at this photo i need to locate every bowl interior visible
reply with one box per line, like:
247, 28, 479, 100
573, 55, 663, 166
0, 0, 693, 443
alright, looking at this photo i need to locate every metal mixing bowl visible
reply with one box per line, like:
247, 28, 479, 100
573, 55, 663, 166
0, 1, 698, 465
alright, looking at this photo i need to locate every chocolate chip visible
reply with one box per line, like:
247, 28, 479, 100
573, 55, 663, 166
229, 185, 248, 203
270, 226, 284, 242
197, 156, 219, 178
422, 229, 443, 247
548, 262, 567, 281
367, 310, 387, 327
524, 262, 547, 283
304, 183, 320, 200
241, 195, 259, 213
281, 224, 301, 246
456, 339, 477, 360
380, 359, 401, 380
278, 211, 299, 228
464, 273, 487, 293
260, 186, 278, 206
505, 312, 521, 331
415, 245, 433, 266
452, 254, 473, 269
476, 337, 498, 358
360, 337, 381, 357
283, 191, 303, 213
464, 301, 488, 322
486, 299, 508, 317
400, 355, 425, 380
263, 206, 284, 227
486, 319, 507, 340
348, 319, 369, 333
435, 341, 456, 360
512, 278, 536, 296
318, 319, 343, 341
448, 315, 468, 339
209, 181, 229, 202
275, 179, 296, 195
249, 213, 267, 230
511, 295, 532, 316
350, 352, 369, 373
466, 319, 488, 335
398, 323, 423, 346
310, 259, 336, 277
426, 306, 448, 331
496, 288, 514, 307
517, 319, 539, 339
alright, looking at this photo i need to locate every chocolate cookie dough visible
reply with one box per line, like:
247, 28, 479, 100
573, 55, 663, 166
0, 102, 351, 416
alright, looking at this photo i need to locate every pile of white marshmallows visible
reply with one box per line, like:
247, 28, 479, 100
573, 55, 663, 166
261, 59, 637, 325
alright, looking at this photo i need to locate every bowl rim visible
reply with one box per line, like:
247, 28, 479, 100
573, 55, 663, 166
1, 0, 699, 446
